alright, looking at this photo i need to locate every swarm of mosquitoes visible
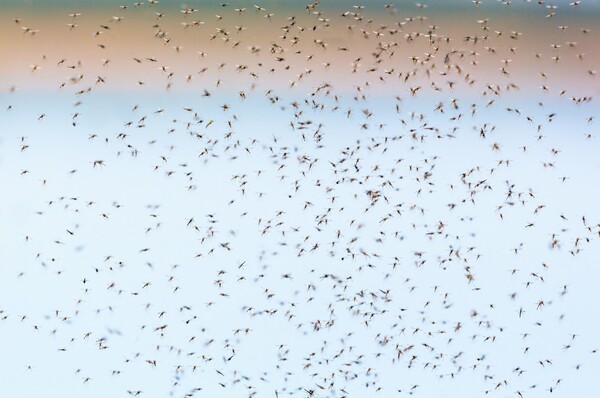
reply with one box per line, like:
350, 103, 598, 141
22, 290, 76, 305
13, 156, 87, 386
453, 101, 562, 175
2, 0, 599, 397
